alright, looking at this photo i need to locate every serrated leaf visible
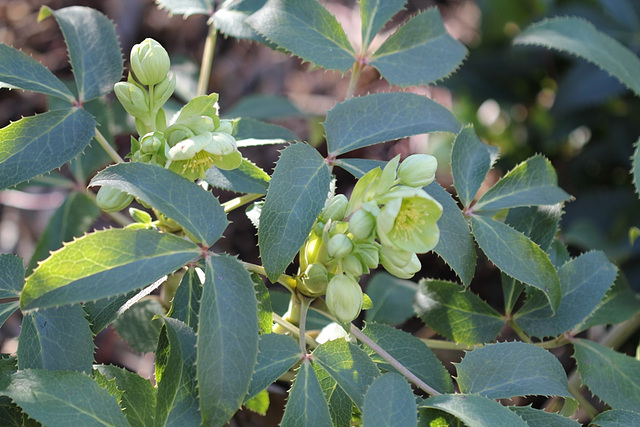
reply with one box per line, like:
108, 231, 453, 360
419, 394, 528, 427
504, 204, 563, 252
17, 305, 94, 374
369, 8, 467, 87
456, 342, 571, 399
473, 155, 572, 211
27, 191, 99, 275
414, 279, 504, 345
154, 0, 213, 18
578, 274, 640, 330
223, 94, 302, 120
197, 255, 259, 425
312, 339, 380, 410
215, 0, 268, 40
247, 0, 356, 72
113, 299, 164, 353
0, 254, 23, 298
0, 108, 96, 190
470, 215, 561, 311
252, 273, 274, 334
632, 139, 640, 197
0, 44, 74, 101
95, 365, 156, 427
0, 369, 129, 426
515, 17, 640, 97
362, 323, 454, 394
573, 339, 640, 412
325, 92, 460, 156
168, 267, 202, 332
365, 272, 417, 325
591, 409, 640, 427
360, 0, 407, 52
281, 359, 333, 427
235, 117, 299, 145
258, 143, 330, 282
363, 373, 417, 427
205, 158, 270, 194
428, 181, 477, 286
41, 6, 123, 102
509, 405, 580, 427
335, 158, 385, 178
246, 333, 301, 402
244, 389, 269, 415
21, 228, 200, 311
84, 290, 139, 334
515, 251, 618, 338
90, 162, 227, 246
155, 317, 200, 427
418, 408, 463, 426
313, 364, 353, 427
450, 125, 499, 208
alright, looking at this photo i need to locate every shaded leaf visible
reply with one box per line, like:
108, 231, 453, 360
0, 253, 23, 298
113, 299, 164, 353
0, 303, 18, 330
591, 409, 640, 427
84, 290, 139, 334
205, 158, 270, 195
363, 373, 417, 427
234, 117, 299, 144
335, 158, 385, 178
168, 267, 202, 332
633, 139, 640, 197
223, 94, 302, 120
360, 0, 407, 51
504, 204, 563, 252
579, 274, 640, 330
365, 272, 417, 325
281, 359, 333, 427
509, 405, 580, 427
154, 0, 212, 17
419, 394, 528, 426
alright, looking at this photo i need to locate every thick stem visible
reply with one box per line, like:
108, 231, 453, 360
272, 313, 318, 348
197, 24, 218, 96
94, 128, 124, 163
241, 261, 297, 293
345, 60, 364, 100
508, 318, 533, 344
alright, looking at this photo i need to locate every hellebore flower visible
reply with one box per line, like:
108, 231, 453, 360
130, 38, 171, 86
96, 187, 133, 213
326, 274, 364, 323
379, 245, 421, 279
165, 131, 242, 180
397, 154, 438, 188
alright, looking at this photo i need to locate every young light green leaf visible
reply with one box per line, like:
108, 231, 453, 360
365, 272, 417, 325
214, 0, 269, 40
313, 364, 353, 427
515, 251, 618, 338
450, 125, 499, 208
428, 180, 477, 286
363, 373, 417, 427
0, 44, 74, 102
362, 323, 454, 394
0, 369, 129, 426
246, 333, 301, 402
369, 8, 467, 87
113, 299, 164, 353
0, 108, 96, 191
360, 0, 406, 52
205, 158, 270, 195
95, 365, 157, 427
419, 394, 528, 427
168, 268, 202, 332
632, 139, 640, 197
197, 255, 259, 426
258, 143, 330, 282
509, 405, 580, 427
40, 6, 123, 102
515, 17, 640, 97
244, 389, 269, 415
456, 342, 571, 399
155, 317, 200, 427
17, 305, 94, 374
21, 228, 201, 311
154, 0, 213, 18
473, 155, 572, 212
0, 253, 23, 298
223, 94, 302, 120
252, 273, 273, 334
247, 0, 356, 72
27, 191, 99, 274
470, 215, 561, 311
281, 359, 333, 427
414, 279, 504, 345
312, 339, 380, 410
325, 92, 460, 156
573, 339, 640, 412
591, 409, 640, 427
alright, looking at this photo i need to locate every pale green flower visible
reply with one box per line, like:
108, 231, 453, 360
326, 274, 363, 323
379, 245, 421, 279
297, 263, 329, 297
165, 131, 242, 180
397, 154, 437, 188
96, 187, 133, 213
130, 38, 171, 86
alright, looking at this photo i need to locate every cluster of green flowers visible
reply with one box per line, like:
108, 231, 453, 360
96, 38, 242, 212
297, 154, 442, 323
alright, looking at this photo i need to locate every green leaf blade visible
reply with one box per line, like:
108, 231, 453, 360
363, 373, 417, 427
591, 409, 640, 427
420, 394, 528, 427
154, 0, 213, 18
21, 228, 201, 311
0, 253, 24, 298
365, 272, 417, 325
360, 0, 406, 51
168, 268, 202, 332
509, 406, 580, 427
633, 139, 640, 197
205, 158, 270, 195
281, 359, 333, 427
0, 108, 96, 190
325, 92, 460, 156
258, 143, 330, 282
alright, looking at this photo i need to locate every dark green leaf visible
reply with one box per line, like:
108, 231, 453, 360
456, 342, 571, 399
415, 279, 504, 345
90, 162, 228, 246
197, 255, 259, 425
215, 0, 268, 40
450, 125, 499, 209
17, 305, 94, 373
247, 0, 356, 72
509, 405, 580, 427
370, 8, 467, 87
258, 143, 330, 282
40, 6, 123, 101
633, 140, 640, 198
0, 253, 23, 298
168, 268, 202, 332
504, 204, 563, 252
579, 274, 640, 330
0, 369, 128, 426
0, 303, 18, 330
365, 272, 417, 325
223, 94, 302, 120
84, 290, 139, 334
235, 117, 299, 144
0, 44, 74, 101
363, 373, 417, 427
281, 359, 333, 427
360, 0, 407, 51
419, 394, 528, 426
154, 0, 213, 18
470, 215, 561, 311
21, 228, 200, 311
363, 323, 454, 394
515, 17, 640, 97
27, 192, 99, 275
591, 409, 640, 427
313, 364, 353, 427
113, 299, 164, 353
573, 339, 640, 411
335, 158, 385, 178
0, 108, 96, 190
325, 92, 460, 156
205, 158, 270, 195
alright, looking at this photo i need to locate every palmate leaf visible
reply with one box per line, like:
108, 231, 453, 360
20, 228, 201, 311
281, 359, 333, 427
0, 107, 96, 191
419, 394, 528, 427
360, 0, 407, 52
363, 373, 417, 427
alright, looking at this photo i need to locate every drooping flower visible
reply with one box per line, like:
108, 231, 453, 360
165, 131, 242, 180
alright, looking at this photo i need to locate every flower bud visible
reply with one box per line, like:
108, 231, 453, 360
342, 254, 364, 277
375, 155, 400, 196
96, 187, 133, 213
354, 242, 380, 270
298, 263, 329, 297
140, 132, 165, 154
379, 245, 421, 279
129, 207, 152, 224
328, 234, 353, 259
321, 194, 348, 222
130, 38, 171, 86
326, 274, 363, 323
348, 208, 376, 239
151, 73, 176, 111
397, 154, 437, 187
114, 82, 150, 119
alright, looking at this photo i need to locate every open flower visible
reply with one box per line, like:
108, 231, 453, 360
165, 131, 242, 180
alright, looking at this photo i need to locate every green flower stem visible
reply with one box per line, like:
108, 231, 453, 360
345, 60, 364, 100
197, 24, 218, 96
241, 261, 296, 293
298, 296, 313, 353
421, 339, 479, 351
272, 312, 318, 348
94, 128, 124, 163
507, 318, 533, 344
221, 193, 262, 213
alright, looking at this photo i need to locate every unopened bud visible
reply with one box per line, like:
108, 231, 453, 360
217, 119, 234, 135
140, 132, 165, 154
298, 263, 329, 297
151, 73, 176, 111
379, 245, 421, 279
342, 254, 364, 277
96, 187, 133, 213
114, 82, 150, 119
130, 38, 171, 86
348, 208, 376, 239
328, 234, 353, 259
326, 274, 363, 323
321, 194, 348, 222
397, 154, 437, 187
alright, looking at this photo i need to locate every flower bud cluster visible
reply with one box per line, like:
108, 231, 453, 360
295, 154, 443, 324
